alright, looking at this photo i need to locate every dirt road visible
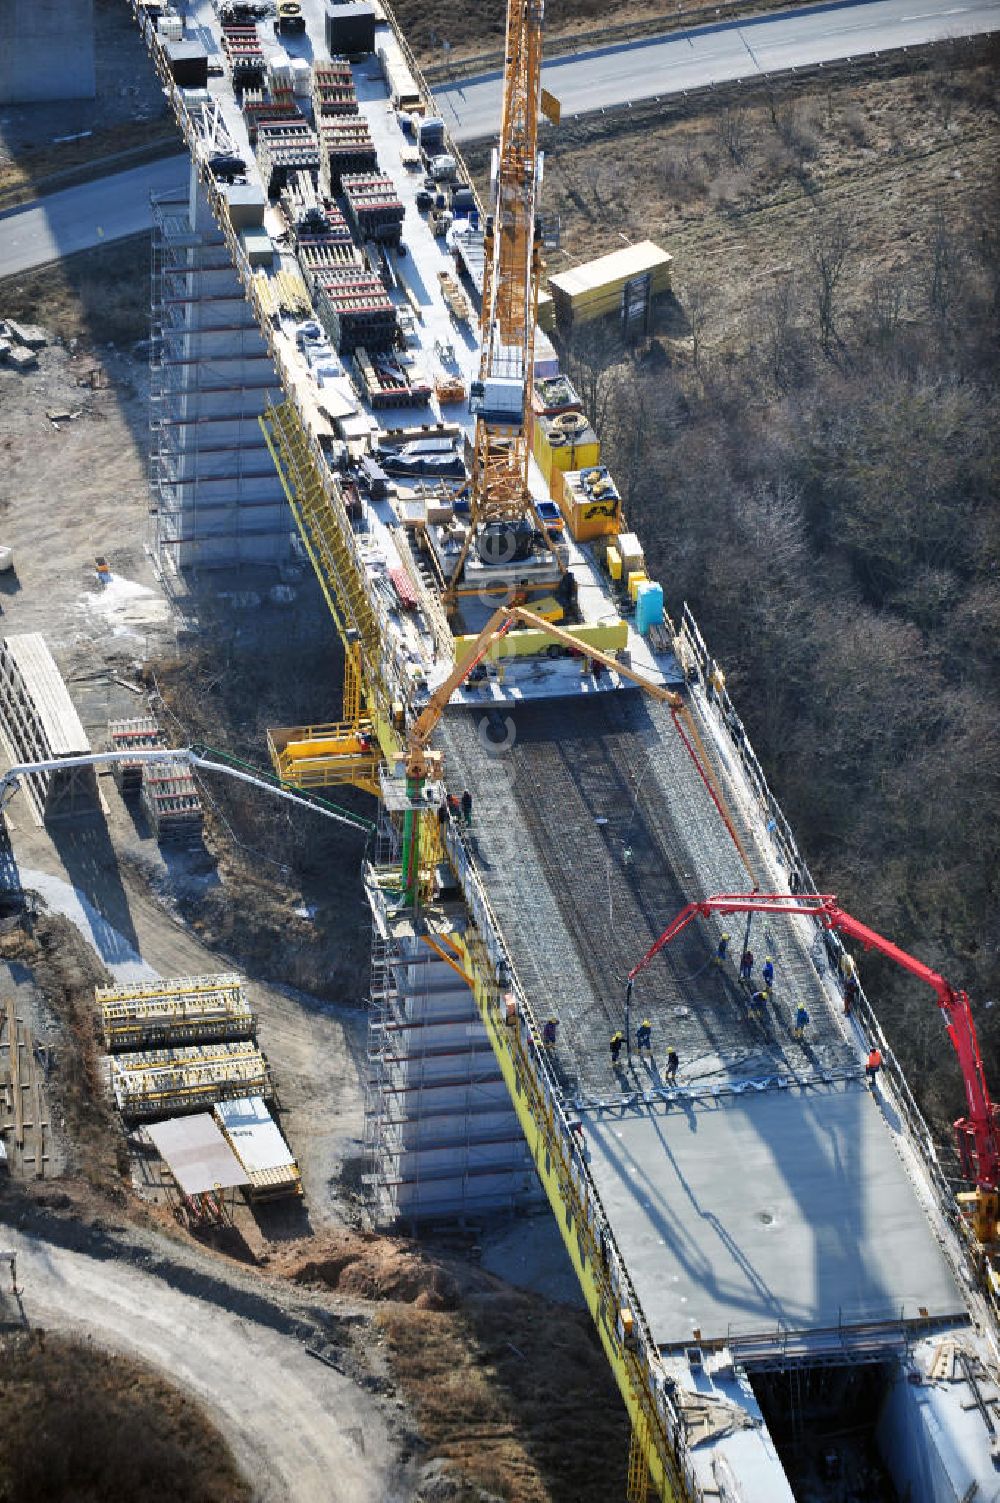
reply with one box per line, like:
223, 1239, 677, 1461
0, 1214, 404, 1503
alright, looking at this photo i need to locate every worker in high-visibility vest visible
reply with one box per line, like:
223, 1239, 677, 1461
866, 1047, 883, 1085
609, 1031, 624, 1065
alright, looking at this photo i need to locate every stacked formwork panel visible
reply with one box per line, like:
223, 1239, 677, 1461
256, 121, 321, 195
112, 1041, 271, 1120
311, 60, 358, 119
97, 973, 254, 1052
363, 857, 540, 1225
340, 173, 404, 246
141, 757, 203, 845
313, 269, 396, 354
318, 117, 378, 196
107, 716, 165, 797
149, 189, 293, 569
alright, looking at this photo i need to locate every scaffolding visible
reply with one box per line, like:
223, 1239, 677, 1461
149, 189, 294, 571
96, 973, 254, 1052
362, 814, 540, 1226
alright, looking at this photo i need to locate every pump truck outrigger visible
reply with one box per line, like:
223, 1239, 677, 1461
627, 891, 1000, 1283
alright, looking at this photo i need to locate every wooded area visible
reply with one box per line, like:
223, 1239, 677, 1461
552, 53, 999, 1148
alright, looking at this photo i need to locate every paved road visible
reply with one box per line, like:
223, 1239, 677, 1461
0, 1220, 397, 1503
435, 0, 1000, 140
2, 0, 997, 275
0, 155, 188, 279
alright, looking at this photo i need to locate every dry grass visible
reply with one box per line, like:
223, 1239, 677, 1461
280, 1230, 629, 1503
391, 0, 816, 69
519, 40, 999, 361
0, 235, 154, 346
0, 125, 178, 213
0, 1331, 251, 1503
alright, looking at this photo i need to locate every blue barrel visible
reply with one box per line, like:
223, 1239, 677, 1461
635, 580, 664, 634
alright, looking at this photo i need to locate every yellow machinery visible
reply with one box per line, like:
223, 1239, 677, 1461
448, 0, 560, 591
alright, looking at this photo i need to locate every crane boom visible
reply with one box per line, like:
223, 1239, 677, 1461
628, 891, 1000, 1200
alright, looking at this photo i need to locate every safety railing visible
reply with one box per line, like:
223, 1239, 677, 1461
443, 816, 700, 1503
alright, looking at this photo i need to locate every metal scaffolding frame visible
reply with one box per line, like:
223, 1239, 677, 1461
149, 190, 294, 571
363, 812, 540, 1226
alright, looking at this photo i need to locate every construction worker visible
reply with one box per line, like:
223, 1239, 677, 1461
542, 1017, 558, 1048
716, 933, 730, 965
636, 1019, 652, 1056
665, 1047, 679, 1084
750, 988, 769, 1018
609, 1030, 624, 1065
866, 1047, 883, 1087
793, 1005, 809, 1040
843, 976, 859, 1016
436, 798, 449, 828
739, 948, 754, 983
762, 956, 775, 989
460, 789, 473, 826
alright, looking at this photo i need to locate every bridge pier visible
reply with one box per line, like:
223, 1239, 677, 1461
0, 0, 95, 104
149, 170, 294, 572
363, 828, 542, 1226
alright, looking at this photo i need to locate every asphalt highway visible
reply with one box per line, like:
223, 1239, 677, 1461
0, 0, 997, 274
0, 155, 189, 279
434, 0, 1000, 140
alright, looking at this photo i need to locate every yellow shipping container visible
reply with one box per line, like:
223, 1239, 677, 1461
606, 545, 623, 581
533, 409, 600, 486
557, 466, 622, 543
628, 570, 649, 602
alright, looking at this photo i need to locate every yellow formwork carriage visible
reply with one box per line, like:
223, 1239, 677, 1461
452, 619, 628, 662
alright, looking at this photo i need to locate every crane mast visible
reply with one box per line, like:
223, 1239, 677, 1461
457, 0, 546, 583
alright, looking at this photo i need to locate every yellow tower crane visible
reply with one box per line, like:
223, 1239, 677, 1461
448, 0, 560, 590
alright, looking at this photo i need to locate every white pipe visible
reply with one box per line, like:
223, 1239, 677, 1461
0, 748, 370, 834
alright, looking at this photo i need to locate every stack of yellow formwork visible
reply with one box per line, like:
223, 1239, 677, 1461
547, 240, 672, 328
97, 974, 255, 1053
111, 1042, 271, 1120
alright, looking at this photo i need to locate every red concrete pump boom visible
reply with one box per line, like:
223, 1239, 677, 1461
628, 892, 1000, 1196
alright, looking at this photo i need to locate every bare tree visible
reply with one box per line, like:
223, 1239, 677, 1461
808, 212, 852, 351
715, 105, 750, 167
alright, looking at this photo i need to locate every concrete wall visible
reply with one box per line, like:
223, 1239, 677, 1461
0, 0, 96, 103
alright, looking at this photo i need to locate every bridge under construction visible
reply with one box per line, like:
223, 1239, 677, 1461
103, 0, 1000, 1497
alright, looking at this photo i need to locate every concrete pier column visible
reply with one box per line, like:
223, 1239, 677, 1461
0, 0, 96, 104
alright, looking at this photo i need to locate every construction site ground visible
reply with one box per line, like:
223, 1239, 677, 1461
0, 249, 629, 1502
